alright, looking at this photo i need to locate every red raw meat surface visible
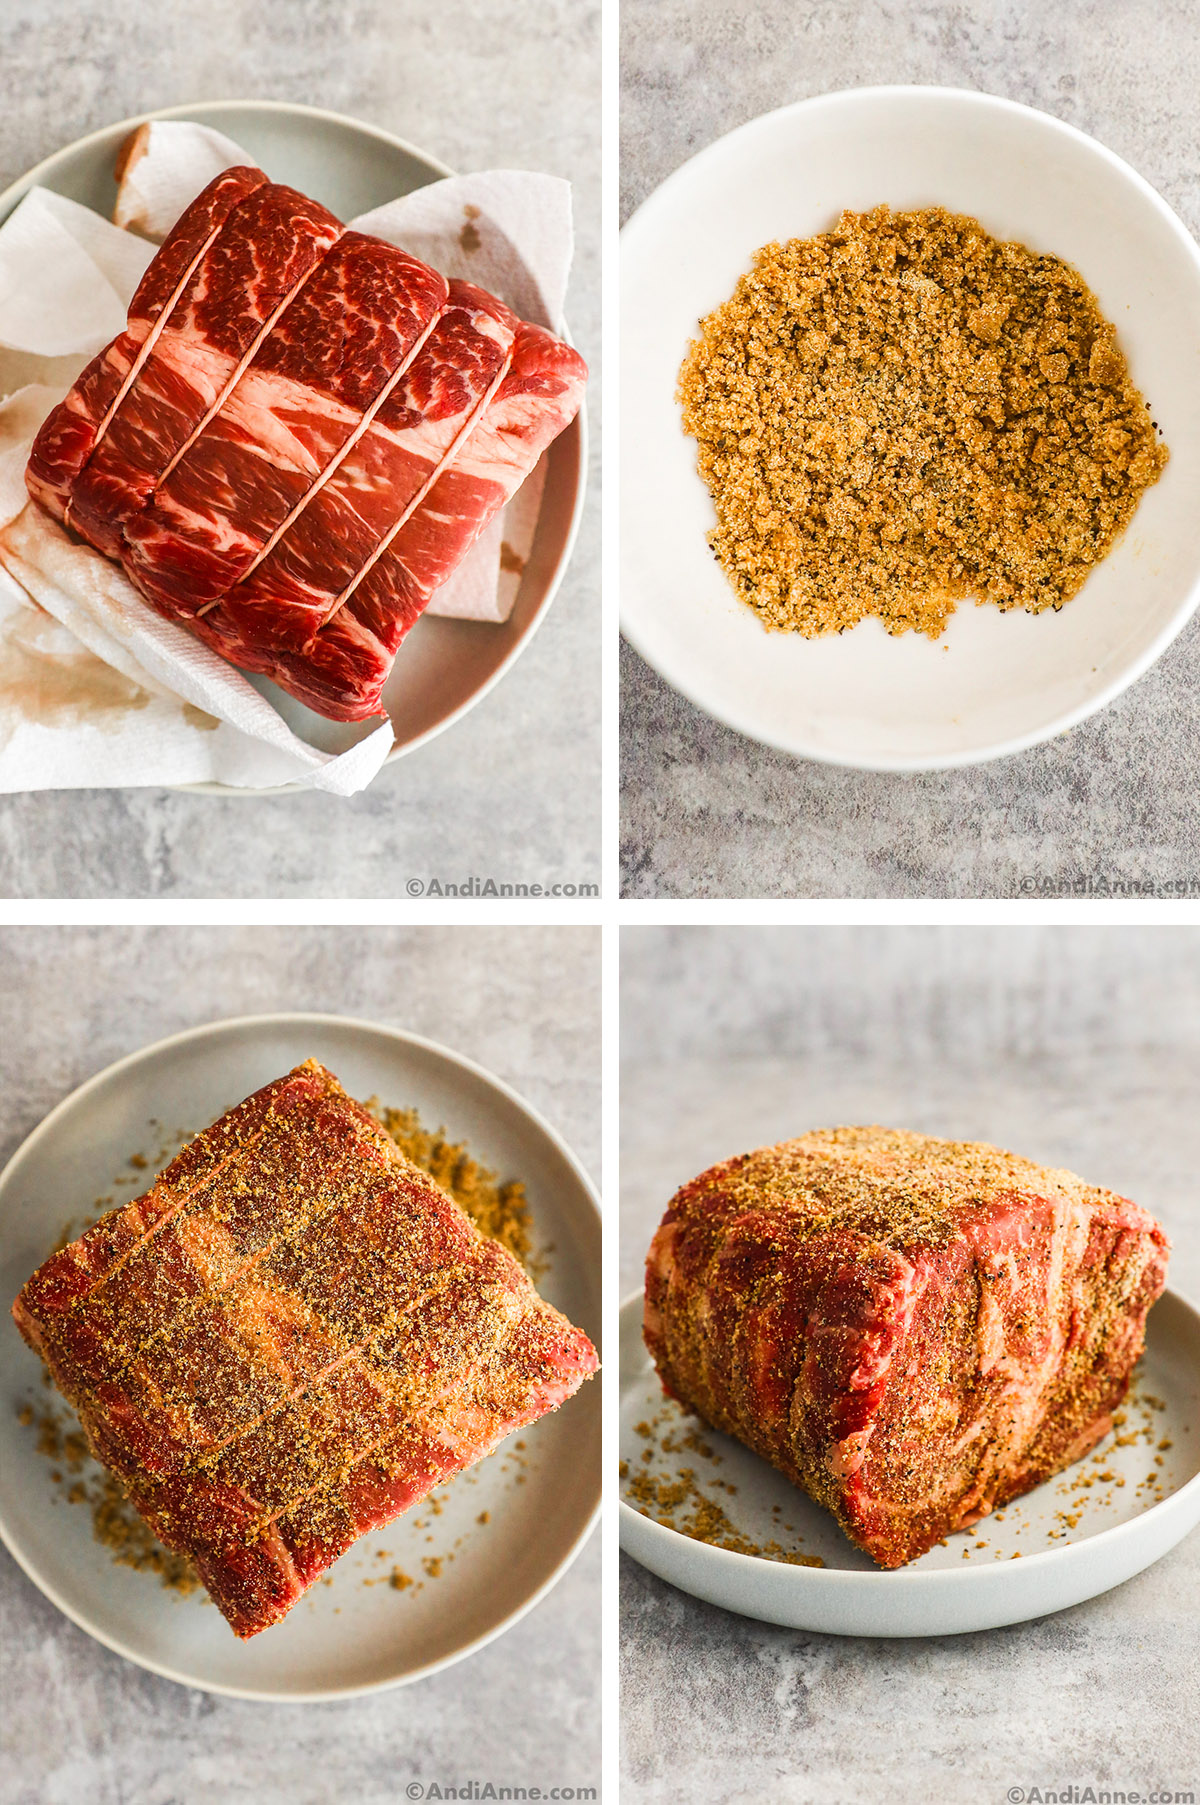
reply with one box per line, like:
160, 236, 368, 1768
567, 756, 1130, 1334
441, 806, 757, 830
24, 165, 267, 524
643, 1126, 1169, 1567
121, 233, 448, 614
215, 281, 517, 659
25, 169, 587, 722
261, 320, 588, 720
65, 182, 343, 560
12, 1059, 597, 1637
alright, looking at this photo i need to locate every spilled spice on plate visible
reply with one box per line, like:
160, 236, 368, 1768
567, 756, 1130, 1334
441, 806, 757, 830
624, 1460, 824, 1566
20, 1401, 201, 1595
622, 1403, 824, 1567
679, 205, 1168, 638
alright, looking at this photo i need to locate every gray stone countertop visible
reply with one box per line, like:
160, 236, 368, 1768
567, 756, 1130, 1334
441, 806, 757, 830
0, 924, 600, 1804
0, 0, 599, 899
620, 0, 1200, 898
620, 924, 1200, 1802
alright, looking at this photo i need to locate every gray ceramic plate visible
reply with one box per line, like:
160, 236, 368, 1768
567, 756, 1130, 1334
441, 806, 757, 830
0, 1015, 600, 1698
620, 1288, 1200, 1636
0, 100, 587, 793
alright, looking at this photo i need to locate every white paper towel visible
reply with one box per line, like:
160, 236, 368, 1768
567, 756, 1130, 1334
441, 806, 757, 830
112, 121, 254, 237
0, 188, 156, 356
0, 122, 575, 794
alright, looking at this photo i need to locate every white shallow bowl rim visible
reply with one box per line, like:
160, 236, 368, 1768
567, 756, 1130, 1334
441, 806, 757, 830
0, 98, 588, 799
0, 1012, 601, 1701
619, 83, 1200, 772
619, 1285, 1200, 1594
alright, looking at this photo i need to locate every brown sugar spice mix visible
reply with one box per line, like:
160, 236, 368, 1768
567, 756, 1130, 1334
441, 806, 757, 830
678, 206, 1167, 638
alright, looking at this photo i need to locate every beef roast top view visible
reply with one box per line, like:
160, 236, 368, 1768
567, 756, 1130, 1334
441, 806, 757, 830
25, 167, 587, 722
644, 1126, 1169, 1567
11, 1059, 598, 1638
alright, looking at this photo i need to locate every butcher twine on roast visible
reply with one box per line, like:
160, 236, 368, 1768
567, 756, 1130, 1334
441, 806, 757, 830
26, 169, 587, 722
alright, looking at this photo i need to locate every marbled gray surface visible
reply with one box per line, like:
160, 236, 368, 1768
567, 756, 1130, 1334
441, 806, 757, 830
620, 0, 1200, 897
0, 0, 599, 898
620, 924, 1200, 1802
0, 925, 599, 1804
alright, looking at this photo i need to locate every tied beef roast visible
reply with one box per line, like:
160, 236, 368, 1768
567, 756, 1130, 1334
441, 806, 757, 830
26, 169, 587, 721
12, 1059, 598, 1637
644, 1126, 1168, 1567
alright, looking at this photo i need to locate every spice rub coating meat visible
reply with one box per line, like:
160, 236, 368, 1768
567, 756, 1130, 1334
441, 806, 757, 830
644, 1127, 1168, 1567
12, 1059, 597, 1636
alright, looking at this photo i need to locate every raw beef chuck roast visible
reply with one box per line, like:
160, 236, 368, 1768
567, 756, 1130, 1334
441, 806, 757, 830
26, 169, 587, 721
644, 1127, 1168, 1567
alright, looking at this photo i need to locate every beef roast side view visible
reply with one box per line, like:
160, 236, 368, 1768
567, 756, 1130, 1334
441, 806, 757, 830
11, 1060, 598, 1638
643, 1126, 1169, 1568
25, 169, 587, 722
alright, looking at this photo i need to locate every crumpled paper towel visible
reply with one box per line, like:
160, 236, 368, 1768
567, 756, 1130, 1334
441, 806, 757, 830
113, 121, 252, 236
0, 121, 574, 794
0, 187, 156, 356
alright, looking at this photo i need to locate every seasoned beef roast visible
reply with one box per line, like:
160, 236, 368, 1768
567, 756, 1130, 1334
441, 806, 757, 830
644, 1127, 1168, 1567
13, 1059, 597, 1636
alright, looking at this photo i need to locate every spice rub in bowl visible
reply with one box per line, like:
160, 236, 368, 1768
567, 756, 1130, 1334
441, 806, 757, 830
679, 207, 1168, 639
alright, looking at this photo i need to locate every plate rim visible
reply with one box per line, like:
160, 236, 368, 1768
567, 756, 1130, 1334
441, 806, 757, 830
0, 98, 589, 799
618, 1285, 1200, 1602
0, 1011, 601, 1701
619, 82, 1200, 772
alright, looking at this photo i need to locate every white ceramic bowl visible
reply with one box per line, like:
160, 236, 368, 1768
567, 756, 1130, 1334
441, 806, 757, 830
619, 1290, 1200, 1636
0, 1015, 600, 1698
621, 87, 1200, 769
